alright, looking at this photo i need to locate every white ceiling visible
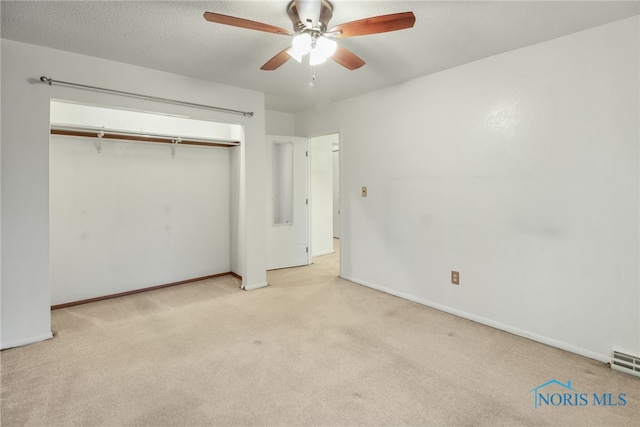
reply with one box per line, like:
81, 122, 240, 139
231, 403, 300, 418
2, 1, 638, 113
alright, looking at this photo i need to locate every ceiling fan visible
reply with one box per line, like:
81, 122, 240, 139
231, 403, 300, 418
204, 0, 416, 71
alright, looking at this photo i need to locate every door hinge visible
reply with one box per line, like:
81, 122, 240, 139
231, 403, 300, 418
306, 151, 308, 157
306, 198, 308, 205
306, 247, 308, 253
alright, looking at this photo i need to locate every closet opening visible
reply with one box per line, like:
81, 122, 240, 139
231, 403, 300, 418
49, 100, 243, 308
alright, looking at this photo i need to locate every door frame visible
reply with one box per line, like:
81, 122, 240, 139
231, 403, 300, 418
306, 130, 343, 277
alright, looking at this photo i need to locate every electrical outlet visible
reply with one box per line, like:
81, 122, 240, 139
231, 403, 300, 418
362, 186, 367, 197
451, 271, 460, 285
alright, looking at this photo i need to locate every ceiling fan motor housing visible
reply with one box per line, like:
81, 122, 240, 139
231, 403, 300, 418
287, 0, 334, 33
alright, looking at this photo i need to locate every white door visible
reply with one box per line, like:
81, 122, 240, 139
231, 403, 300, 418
266, 135, 309, 270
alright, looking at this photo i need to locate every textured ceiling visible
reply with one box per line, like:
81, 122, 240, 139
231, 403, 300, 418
2, 1, 639, 113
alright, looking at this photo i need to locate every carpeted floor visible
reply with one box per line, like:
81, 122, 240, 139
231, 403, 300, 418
1, 239, 638, 426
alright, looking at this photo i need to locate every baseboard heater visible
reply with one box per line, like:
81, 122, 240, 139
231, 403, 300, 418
611, 350, 640, 378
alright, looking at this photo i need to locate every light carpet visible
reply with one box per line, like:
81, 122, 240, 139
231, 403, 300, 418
1, 240, 638, 426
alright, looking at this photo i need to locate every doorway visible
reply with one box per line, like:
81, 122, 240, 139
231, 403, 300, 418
309, 133, 341, 272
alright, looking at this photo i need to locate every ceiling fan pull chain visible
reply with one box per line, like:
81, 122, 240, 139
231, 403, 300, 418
308, 64, 316, 88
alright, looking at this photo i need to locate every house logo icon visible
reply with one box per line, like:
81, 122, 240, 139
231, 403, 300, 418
528, 379, 577, 409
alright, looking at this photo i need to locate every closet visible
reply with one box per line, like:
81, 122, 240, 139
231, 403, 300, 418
49, 101, 241, 306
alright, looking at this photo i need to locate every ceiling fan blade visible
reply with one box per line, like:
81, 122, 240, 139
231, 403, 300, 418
261, 48, 293, 71
331, 45, 365, 70
329, 12, 416, 38
204, 12, 291, 35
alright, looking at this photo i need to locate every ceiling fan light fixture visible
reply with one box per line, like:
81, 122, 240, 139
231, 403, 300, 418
292, 33, 312, 55
309, 48, 328, 65
287, 48, 303, 63
315, 36, 337, 58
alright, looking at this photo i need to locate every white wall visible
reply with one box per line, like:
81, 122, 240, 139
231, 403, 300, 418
1, 39, 267, 349
50, 103, 235, 305
295, 17, 640, 361
266, 110, 295, 136
310, 134, 335, 257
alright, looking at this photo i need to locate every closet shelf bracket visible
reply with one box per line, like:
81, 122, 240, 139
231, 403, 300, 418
94, 130, 104, 153
171, 138, 181, 157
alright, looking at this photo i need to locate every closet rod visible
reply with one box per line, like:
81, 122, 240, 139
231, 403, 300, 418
39, 76, 254, 118
50, 125, 240, 148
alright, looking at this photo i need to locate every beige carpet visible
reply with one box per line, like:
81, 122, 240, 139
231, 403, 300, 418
1, 239, 639, 426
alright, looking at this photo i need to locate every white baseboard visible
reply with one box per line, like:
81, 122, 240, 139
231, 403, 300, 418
243, 281, 268, 291
342, 276, 610, 364
1, 331, 54, 350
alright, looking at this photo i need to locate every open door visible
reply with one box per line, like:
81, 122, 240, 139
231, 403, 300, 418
266, 135, 309, 270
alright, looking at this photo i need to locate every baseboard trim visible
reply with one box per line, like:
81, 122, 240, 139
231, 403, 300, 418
230, 272, 242, 280
51, 272, 235, 310
243, 281, 268, 291
342, 275, 610, 364
1, 331, 54, 350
